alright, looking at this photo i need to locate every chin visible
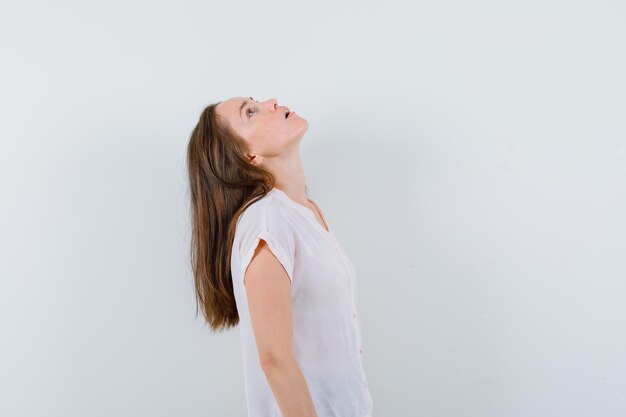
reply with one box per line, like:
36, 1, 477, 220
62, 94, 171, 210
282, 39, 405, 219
299, 121, 309, 137
298, 117, 309, 131
291, 127, 308, 143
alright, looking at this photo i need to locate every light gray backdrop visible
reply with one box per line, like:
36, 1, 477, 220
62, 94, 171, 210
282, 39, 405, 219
1, 1, 625, 416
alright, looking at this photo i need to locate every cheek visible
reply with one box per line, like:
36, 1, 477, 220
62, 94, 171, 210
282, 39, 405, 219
240, 134, 254, 151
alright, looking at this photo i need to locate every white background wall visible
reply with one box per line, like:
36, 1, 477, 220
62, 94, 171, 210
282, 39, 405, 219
1, 1, 625, 416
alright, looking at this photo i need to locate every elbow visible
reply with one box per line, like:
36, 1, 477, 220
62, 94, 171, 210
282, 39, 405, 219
259, 349, 296, 371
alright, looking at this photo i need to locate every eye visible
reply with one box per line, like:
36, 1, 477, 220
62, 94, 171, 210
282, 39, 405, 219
246, 107, 256, 118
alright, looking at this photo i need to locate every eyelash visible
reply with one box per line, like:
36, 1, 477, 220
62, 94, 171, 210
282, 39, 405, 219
246, 99, 259, 118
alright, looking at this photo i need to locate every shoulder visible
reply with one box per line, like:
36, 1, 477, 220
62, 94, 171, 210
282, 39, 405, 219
235, 191, 294, 234
231, 191, 299, 284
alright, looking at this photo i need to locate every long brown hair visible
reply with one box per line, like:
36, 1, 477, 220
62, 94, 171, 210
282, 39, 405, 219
186, 101, 303, 332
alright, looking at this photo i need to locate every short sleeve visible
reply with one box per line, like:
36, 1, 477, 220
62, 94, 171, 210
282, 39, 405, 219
233, 202, 296, 286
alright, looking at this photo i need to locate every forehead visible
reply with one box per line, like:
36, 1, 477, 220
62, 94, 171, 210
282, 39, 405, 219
218, 96, 251, 121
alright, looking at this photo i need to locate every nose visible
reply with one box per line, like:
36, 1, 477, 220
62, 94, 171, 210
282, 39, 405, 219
263, 98, 279, 111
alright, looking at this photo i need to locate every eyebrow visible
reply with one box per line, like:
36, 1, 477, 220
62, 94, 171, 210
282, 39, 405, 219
239, 96, 254, 119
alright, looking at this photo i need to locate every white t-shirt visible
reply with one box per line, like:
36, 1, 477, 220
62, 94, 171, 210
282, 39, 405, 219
231, 187, 374, 417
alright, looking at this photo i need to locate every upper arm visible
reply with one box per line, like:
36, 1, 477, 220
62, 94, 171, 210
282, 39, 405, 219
244, 238, 295, 367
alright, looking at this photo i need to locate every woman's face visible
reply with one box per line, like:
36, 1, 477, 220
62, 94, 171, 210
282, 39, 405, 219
215, 96, 308, 164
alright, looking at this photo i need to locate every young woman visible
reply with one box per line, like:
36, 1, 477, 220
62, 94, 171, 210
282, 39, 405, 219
186, 97, 373, 417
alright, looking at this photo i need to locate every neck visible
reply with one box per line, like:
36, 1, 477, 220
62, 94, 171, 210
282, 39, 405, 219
265, 148, 309, 206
